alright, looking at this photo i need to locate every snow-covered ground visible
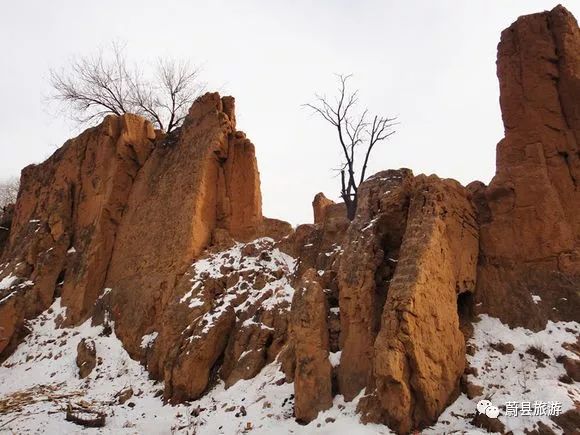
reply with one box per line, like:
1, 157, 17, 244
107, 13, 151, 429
0, 299, 578, 434
0, 299, 386, 434
426, 315, 580, 434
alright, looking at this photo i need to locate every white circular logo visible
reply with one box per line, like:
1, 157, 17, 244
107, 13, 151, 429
485, 405, 500, 418
476, 399, 492, 414
476, 399, 500, 419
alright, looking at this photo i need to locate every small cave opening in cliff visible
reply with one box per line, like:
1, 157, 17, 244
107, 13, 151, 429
54, 269, 66, 298
457, 291, 475, 338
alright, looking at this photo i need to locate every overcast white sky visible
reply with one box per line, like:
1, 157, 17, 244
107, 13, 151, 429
1, 1, 578, 225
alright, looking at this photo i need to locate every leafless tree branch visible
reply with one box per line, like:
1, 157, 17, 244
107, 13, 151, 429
50, 43, 205, 133
0, 177, 19, 210
305, 74, 397, 220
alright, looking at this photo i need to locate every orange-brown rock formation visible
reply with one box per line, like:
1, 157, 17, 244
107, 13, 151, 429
290, 268, 333, 422
105, 93, 264, 358
472, 4, 580, 330
279, 169, 479, 432
0, 114, 156, 356
76, 338, 97, 379
153, 238, 296, 401
1, 7, 579, 434
0, 205, 14, 257
0, 92, 285, 368
359, 175, 479, 433
312, 192, 335, 224
337, 169, 414, 401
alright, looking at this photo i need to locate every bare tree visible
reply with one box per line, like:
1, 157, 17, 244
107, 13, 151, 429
129, 59, 201, 133
305, 74, 397, 220
0, 177, 19, 211
50, 44, 204, 133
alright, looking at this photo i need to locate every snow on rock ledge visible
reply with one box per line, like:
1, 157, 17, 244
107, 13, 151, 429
144, 237, 299, 401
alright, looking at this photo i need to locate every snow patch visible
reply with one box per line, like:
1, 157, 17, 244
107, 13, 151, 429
329, 351, 342, 368
0, 274, 17, 290
426, 315, 580, 434
140, 331, 158, 349
0, 291, 16, 304
98, 287, 112, 300
179, 238, 297, 335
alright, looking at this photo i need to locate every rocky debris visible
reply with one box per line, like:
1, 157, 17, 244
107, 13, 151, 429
290, 269, 333, 423
489, 341, 515, 354
563, 337, 580, 357
147, 238, 296, 401
115, 387, 134, 405
359, 175, 479, 433
464, 381, 484, 399
552, 409, 580, 434
526, 345, 550, 363
76, 338, 97, 379
527, 421, 558, 435
312, 193, 335, 224
471, 411, 506, 434
473, 4, 580, 330
65, 403, 106, 428
562, 355, 580, 382
0, 114, 156, 357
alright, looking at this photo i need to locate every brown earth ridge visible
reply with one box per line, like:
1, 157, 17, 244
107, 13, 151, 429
0, 5, 578, 434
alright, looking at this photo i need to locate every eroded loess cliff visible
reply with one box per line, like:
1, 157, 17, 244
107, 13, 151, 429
0, 5, 578, 435
471, 4, 580, 330
357, 175, 478, 433
277, 6, 579, 432
104, 93, 265, 360
282, 170, 479, 432
0, 114, 156, 357
0, 92, 289, 393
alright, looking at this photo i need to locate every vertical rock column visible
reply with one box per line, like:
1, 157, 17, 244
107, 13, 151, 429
337, 169, 414, 401
290, 268, 333, 423
359, 176, 479, 434
475, 5, 580, 329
